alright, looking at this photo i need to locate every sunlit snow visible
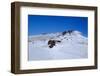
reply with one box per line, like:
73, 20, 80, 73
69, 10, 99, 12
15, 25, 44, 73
28, 30, 88, 61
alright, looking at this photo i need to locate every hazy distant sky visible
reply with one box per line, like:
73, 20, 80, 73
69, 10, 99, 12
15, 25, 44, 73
28, 15, 88, 37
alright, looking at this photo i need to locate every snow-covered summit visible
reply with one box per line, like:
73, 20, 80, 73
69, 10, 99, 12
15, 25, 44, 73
29, 30, 87, 44
28, 30, 88, 60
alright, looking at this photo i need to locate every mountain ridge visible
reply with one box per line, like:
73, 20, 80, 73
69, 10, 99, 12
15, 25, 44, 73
28, 30, 88, 60
29, 30, 87, 45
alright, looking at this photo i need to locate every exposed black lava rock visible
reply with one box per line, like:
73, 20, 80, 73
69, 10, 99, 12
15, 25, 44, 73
62, 31, 67, 35
48, 40, 55, 48
67, 30, 73, 34
56, 40, 61, 43
48, 40, 61, 48
62, 30, 74, 35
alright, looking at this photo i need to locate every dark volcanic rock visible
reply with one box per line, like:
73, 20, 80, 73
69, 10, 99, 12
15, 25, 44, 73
48, 40, 61, 48
62, 31, 67, 35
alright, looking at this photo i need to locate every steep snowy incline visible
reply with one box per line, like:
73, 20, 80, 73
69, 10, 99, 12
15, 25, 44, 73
28, 30, 88, 60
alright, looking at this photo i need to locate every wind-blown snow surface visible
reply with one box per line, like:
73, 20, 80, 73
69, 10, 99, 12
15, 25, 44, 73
28, 30, 88, 61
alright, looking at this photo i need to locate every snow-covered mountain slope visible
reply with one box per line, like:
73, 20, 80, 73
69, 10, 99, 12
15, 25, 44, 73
28, 30, 88, 60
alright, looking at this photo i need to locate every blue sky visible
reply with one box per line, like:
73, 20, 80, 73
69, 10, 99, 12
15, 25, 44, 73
28, 15, 88, 37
